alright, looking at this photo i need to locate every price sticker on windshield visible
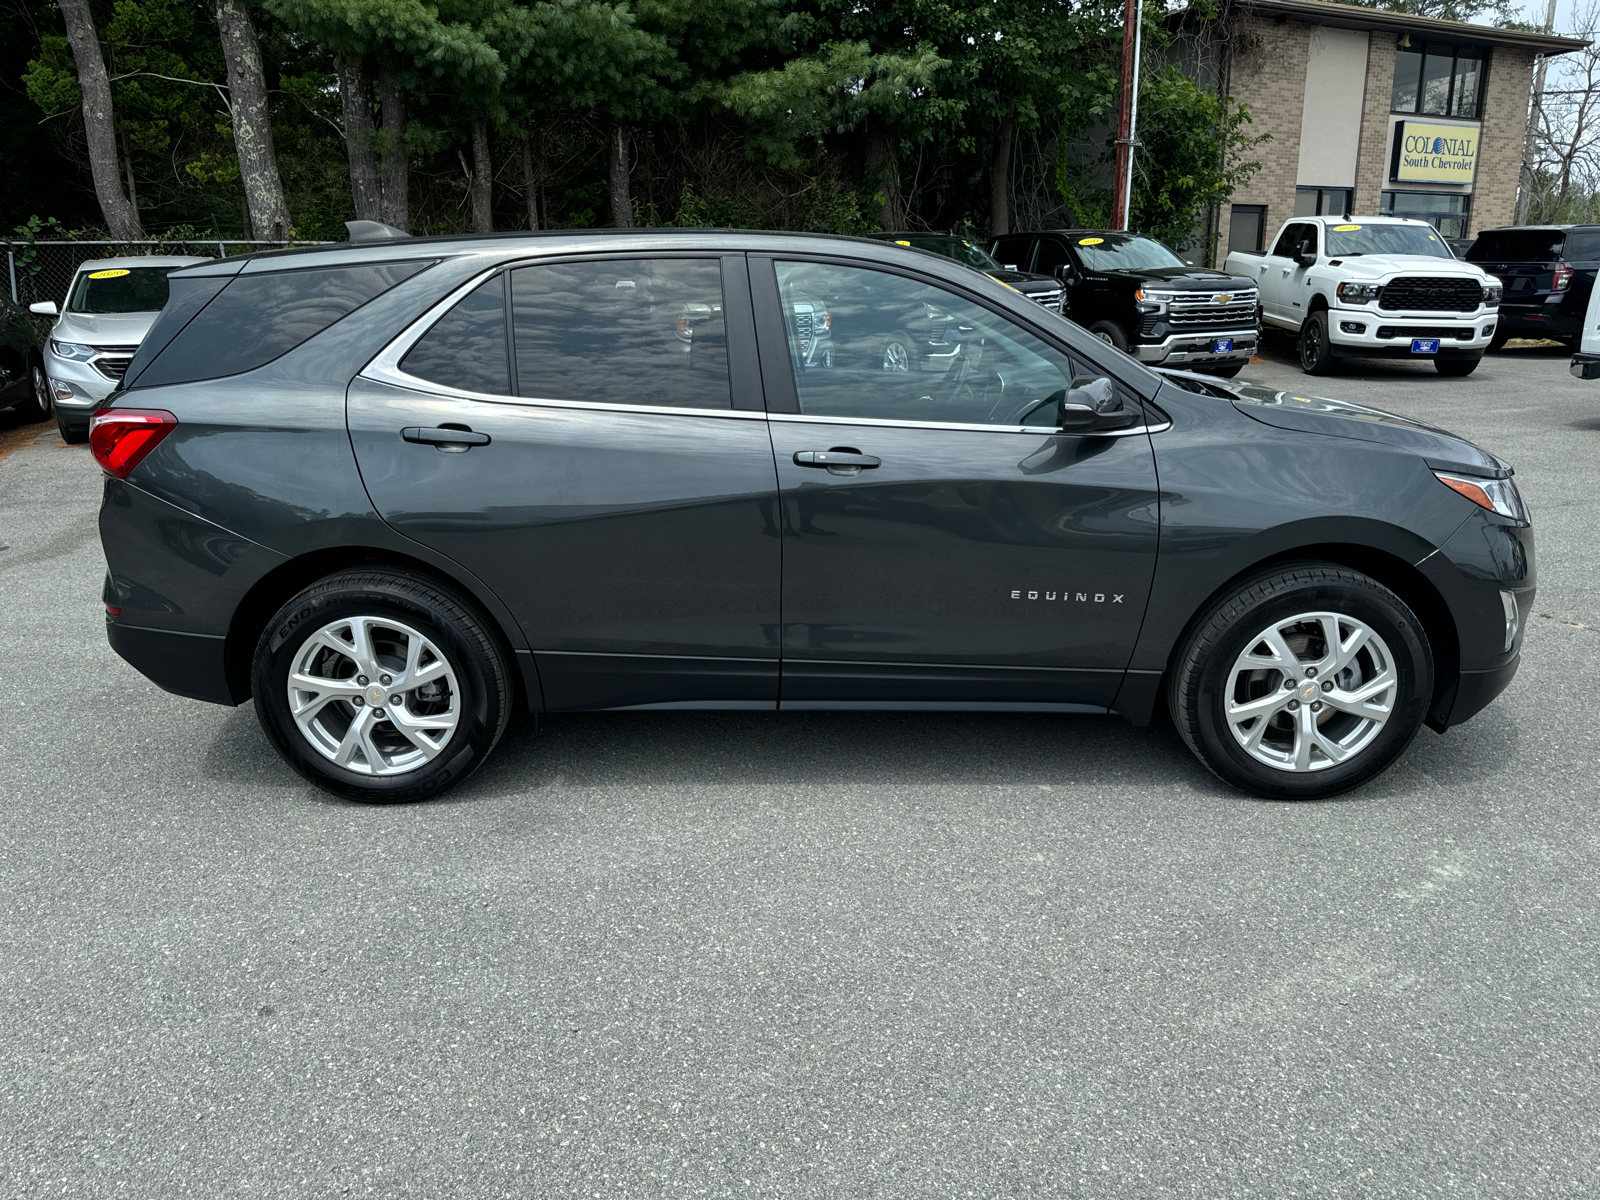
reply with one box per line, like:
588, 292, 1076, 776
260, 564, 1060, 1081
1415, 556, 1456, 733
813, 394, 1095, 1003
88, 268, 131, 279
895, 240, 910, 246
1332, 224, 1361, 232
1078, 237, 1104, 245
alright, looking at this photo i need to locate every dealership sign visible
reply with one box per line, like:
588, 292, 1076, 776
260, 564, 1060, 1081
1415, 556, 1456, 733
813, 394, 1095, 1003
1393, 120, 1480, 184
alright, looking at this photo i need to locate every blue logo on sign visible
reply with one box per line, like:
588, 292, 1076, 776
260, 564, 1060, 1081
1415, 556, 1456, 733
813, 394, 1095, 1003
1432, 137, 1447, 153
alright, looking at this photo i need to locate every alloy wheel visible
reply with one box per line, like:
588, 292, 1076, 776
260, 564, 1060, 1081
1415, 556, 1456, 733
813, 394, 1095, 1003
31, 362, 51, 419
287, 615, 460, 776
882, 341, 910, 372
1224, 610, 1396, 773
1300, 323, 1321, 371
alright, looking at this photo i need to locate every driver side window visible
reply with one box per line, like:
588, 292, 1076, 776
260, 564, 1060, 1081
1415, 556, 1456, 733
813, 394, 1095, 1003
1272, 224, 1305, 258
773, 260, 1085, 427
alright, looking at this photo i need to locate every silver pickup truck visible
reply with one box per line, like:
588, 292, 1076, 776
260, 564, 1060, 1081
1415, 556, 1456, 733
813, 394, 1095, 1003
1226, 216, 1501, 377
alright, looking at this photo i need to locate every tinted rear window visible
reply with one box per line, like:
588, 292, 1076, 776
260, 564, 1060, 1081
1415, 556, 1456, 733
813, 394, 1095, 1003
1562, 230, 1600, 260
1467, 231, 1566, 263
400, 275, 510, 395
68, 266, 177, 313
510, 259, 730, 409
132, 259, 431, 388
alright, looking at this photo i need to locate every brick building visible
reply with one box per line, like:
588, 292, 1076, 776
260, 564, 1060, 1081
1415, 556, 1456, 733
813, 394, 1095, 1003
1171, 0, 1586, 264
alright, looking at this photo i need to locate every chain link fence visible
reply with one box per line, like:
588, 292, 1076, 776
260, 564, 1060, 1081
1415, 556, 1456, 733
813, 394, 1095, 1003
2, 240, 334, 311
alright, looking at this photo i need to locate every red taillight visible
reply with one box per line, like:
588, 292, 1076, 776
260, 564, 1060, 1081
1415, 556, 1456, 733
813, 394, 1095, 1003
89, 408, 178, 479
1554, 263, 1573, 292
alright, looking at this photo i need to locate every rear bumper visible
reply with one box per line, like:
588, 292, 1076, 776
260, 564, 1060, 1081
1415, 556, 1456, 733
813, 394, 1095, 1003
107, 620, 243, 706
1496, 305, 1581, 337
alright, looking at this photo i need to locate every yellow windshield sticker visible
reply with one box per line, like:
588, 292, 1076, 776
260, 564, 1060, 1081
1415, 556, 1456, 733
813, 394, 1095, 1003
895, 239, 911, 246
1078, 237, 1104, 245
1332, 224, 1361, 232
1428, 233, 1438, 240
88, 268, 130, 279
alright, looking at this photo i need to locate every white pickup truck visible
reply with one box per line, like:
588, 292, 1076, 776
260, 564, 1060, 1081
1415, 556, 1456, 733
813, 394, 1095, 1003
1225, 216, 1502, 376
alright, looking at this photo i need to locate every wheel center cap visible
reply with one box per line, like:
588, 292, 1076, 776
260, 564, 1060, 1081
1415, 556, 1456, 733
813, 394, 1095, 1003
1300, 681, 1320, 701
367, 686, 386, 705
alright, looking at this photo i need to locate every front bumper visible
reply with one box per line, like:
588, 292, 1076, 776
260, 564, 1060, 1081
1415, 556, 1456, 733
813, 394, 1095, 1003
44, 350, 124, 424
1326, 306, 1497, 357
1132, 327, 1258, 367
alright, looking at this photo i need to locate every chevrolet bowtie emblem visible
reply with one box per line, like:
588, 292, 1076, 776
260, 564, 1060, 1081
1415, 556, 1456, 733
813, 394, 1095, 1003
1214, 293, 1232, 304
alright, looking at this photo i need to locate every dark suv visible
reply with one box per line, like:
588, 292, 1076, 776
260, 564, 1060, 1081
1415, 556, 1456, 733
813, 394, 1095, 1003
1466, 225, 1600, 349
93, 228, 1532, 803
865, 232, 1066, 313
989, 230, 1258, 376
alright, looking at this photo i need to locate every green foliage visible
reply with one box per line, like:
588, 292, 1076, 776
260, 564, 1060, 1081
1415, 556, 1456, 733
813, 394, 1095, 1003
1055, 65, 1267, 251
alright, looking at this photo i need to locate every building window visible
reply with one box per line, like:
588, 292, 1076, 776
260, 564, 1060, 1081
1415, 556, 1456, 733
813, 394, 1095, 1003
1295, 187, 1353, 217
1381, 190, 1471, 239
1392, 43, 1485, 119
1228, 204, 1266, 254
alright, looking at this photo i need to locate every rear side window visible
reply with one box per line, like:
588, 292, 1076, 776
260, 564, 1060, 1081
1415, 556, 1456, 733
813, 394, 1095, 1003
401, 275, 510, 395
122, 274, 233, 387
1562, 230, 1600, 261
510, 258, 730, 409
990, 236, 1035, 271
132, 259, 431, 388
1467, 231, 1565, 263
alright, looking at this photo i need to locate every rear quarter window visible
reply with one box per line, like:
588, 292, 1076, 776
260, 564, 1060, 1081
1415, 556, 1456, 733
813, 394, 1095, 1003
129, 259, 432, 388
1467, 231, 1566, 262
1561, 230, 1600, 261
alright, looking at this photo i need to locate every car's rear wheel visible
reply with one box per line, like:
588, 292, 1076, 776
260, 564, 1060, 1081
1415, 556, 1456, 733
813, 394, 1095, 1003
1435, 354, 1482, 377
252, 568, 513, 803
1297, 312, 1336, 375
21, 358, 51, 422
1169, 563, 1433, 799
879, 331, 914, 372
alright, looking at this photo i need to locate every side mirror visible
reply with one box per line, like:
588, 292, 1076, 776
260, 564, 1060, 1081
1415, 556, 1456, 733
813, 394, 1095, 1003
1053, 264, 1076, 283
1056, 377, 1139, 432
1571, 352, 1600, 380
1295, 251, 1317, 269
29, 300, 58, 317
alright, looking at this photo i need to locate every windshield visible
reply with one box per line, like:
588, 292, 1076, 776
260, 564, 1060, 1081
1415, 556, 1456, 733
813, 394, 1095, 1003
1465, 230, 1565, 263
67, 265, 175, 313
1324, 223, 1451, 259
897, 236, 1002, 271
1070, 235, 1185, 272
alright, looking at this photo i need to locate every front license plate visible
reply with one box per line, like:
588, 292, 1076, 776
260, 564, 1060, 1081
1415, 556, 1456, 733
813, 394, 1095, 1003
1411, 338, 1440, 355
1212, 338, 1233, 353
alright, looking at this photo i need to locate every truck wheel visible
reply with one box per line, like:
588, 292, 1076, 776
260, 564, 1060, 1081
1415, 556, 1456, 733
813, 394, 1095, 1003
1087, 321, 1129, 353
1297, 311, 1336, 375
1488, 327, 1510, 352
1199, 362, 1246, 379
1435, 354, 1482, 377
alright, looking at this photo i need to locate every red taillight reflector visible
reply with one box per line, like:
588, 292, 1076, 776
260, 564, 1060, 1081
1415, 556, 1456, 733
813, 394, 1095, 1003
105, 605, 122, 616
1554, 263, 1573, 292
89, 408, 178, 479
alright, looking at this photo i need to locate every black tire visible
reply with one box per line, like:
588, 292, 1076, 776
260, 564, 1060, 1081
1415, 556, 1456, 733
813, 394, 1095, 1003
19, 357, 52, 423
878, 330, 915, 373
252, 568, 513, 803
1087, 321, 1129, 353
1168, 562, 1433, 800
1198, 361, 1246, 379
1435, 354, 1482, 377
1487, 326, 1511, 352
1297, 311, 1336, 375
57, 413, 88, 444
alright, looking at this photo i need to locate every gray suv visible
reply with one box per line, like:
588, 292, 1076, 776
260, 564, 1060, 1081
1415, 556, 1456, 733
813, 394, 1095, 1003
93, 229, 1533, 804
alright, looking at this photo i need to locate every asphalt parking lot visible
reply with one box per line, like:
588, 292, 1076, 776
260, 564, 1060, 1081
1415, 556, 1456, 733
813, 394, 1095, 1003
2, 343, 1598, 1199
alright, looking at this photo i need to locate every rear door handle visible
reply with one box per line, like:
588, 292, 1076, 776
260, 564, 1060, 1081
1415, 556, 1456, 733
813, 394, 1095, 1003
794, 450, 880, 468
402, 425, 490, 449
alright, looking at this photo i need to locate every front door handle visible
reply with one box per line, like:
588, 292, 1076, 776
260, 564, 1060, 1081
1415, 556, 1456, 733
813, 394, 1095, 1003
402, 425, 491, 451
794, 450, 880, 468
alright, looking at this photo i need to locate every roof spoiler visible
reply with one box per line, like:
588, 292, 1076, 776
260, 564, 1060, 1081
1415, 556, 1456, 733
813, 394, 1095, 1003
345, 220, 410, 244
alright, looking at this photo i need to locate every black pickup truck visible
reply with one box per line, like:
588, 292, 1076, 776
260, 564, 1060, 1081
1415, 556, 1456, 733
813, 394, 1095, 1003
987, 229, 1259, 376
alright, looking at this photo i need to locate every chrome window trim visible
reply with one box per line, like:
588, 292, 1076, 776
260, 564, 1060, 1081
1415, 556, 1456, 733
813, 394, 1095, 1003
767, 411, 1167, 438
359, 260, 763, 422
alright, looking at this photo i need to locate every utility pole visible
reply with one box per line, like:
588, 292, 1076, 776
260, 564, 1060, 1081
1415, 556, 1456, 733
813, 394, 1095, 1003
1517, 0, 1558, 224
1112, 0, 1143, 230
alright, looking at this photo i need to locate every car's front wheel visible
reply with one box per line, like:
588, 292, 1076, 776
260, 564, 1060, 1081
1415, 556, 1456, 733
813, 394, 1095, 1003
1297, 312, 1336, 375
1087, 321, 1129, 352
252, 568, 513, 803
21, 358, 52, 422
1169, 563, 1433, 799
1198, 361, 1246, 379
1435, 354, 1483, 377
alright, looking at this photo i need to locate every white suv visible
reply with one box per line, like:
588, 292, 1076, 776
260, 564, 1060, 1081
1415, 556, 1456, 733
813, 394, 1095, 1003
1225, 217, 1500, 376
33, 255, 206, 441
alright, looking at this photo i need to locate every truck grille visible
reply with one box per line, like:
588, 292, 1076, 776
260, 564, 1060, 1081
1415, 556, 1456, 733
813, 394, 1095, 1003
93, 354, 133, 382
1378, 277, 1481, 313
1375, 325, 1476, 341
1028, 287, 1065, 311
1139, 288, 1258, 336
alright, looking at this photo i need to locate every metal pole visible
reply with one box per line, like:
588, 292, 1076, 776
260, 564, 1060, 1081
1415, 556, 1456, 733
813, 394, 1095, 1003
7, 250, 15, 304
1112, 0, 1138, 229
1123, 2, 1144, 232
218, 240, 226, 258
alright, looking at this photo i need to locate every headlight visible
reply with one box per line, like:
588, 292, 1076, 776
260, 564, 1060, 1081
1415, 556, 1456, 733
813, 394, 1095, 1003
1482, 283, 1503, 305
1134, 288, 1172, 314
50, 339, 96, 362
1433, 471, 1529, 523
1337, 282, 1380, 304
